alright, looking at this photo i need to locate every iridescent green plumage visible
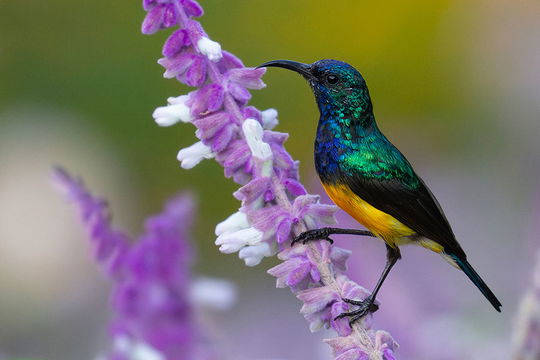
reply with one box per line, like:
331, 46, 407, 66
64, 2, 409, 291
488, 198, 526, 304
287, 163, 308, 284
309, 60, 419, 189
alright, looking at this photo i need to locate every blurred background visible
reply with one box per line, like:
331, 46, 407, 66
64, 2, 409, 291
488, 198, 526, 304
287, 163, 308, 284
1, 0, 540, 359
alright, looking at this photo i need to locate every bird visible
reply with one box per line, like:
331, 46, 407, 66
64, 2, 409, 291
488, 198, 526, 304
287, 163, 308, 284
258, 59, 502, 324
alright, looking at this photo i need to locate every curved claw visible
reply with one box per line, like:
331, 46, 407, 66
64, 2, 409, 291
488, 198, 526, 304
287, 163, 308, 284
342, 297, 364, 306
348, 314, 366, 327
334, 310, 354, 321
334, 296, 379, 325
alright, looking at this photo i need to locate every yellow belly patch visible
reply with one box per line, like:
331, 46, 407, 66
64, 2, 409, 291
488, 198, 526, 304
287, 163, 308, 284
323, 182, 417, 248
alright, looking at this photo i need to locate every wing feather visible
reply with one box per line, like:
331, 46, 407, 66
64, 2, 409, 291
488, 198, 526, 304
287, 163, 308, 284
344, 174, 466, 258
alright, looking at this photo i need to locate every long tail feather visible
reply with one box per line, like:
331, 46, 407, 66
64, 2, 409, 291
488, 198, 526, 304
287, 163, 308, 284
450, 254, 502, 312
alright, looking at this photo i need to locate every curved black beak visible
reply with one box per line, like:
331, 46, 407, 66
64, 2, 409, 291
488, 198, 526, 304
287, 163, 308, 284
257, 60, 312, 78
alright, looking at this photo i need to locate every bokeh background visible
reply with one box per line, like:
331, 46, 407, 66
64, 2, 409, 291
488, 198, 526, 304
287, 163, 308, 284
1, 0, 540, 359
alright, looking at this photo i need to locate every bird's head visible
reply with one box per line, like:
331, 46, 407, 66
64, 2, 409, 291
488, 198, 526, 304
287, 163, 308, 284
258, 59, 370, 108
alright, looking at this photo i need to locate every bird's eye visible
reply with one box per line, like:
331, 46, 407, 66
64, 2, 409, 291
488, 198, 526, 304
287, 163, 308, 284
326, 74, 339, 85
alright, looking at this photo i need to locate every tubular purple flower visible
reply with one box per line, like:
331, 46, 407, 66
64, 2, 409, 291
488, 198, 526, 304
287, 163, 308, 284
142, 0, 397, 358
234, 177, 272, 204
217, 51, 244, 72
162, 3, 179, 28
193, 112, 230, 138
159, 52, 194, 79
142, 4, 166, 34
188, 83, 225, 116
184, 55, 207, 86
54, 168, 219, 360
226, 68, 267, 90
162, 29, 190, 57
227, 81, 252, 104
180, 0, 203, 18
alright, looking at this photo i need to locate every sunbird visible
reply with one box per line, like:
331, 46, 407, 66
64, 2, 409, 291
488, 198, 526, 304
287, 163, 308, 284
259, 59, 501, 324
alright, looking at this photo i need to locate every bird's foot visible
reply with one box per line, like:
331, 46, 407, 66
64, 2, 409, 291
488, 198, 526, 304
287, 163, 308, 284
335, 296, 379, 326
291, 228, 334, 246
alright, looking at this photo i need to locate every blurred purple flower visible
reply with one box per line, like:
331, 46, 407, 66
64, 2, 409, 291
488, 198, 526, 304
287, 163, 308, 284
143, 1, 397, 358
513, 251, 540, 359
53, 167, 130, 277
54, 168, 219, 360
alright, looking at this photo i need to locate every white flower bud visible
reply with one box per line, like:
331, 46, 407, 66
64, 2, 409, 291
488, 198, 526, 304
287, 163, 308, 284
215, 211, 249, 236
242, 118, 273, 160
152, 95, 192, 126
215, 227, 263, 254
167, 95, 190, 106
177, 141, 214, 169
261, 108, 279, 129
197, 36, 223, 62
238, 242, 272, 267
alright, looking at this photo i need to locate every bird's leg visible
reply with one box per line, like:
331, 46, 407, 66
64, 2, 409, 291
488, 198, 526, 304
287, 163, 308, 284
335, 245, 401, 326
291, 227, 376, 246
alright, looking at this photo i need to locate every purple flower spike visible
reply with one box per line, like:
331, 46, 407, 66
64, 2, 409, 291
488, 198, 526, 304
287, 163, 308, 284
55, 168, 225, 360
143, 0, 397, 358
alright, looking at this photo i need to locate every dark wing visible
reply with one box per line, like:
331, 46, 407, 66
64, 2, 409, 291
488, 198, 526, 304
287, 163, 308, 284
345, 174, 466, 258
